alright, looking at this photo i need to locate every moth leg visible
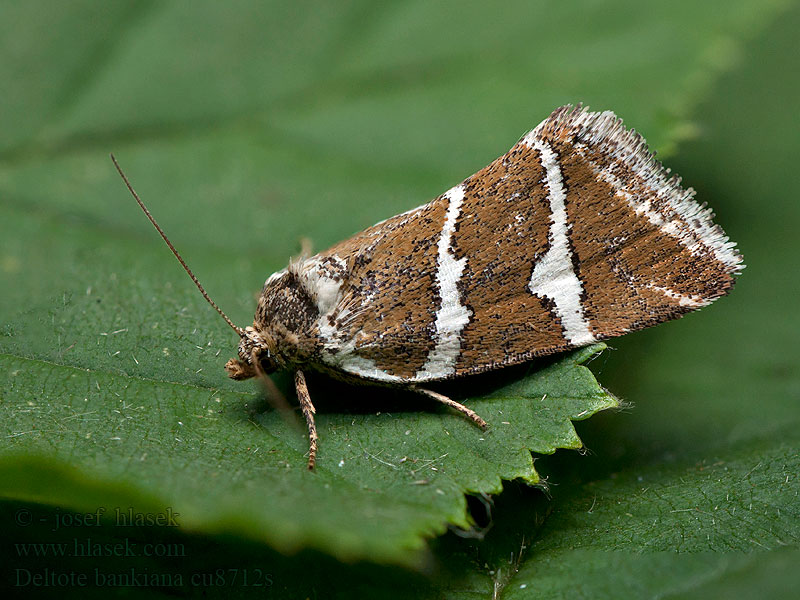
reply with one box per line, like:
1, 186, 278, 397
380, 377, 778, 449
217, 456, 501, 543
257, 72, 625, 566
294, 370, 318, 470
411, 386, 488, 430
249, 350, 294, 417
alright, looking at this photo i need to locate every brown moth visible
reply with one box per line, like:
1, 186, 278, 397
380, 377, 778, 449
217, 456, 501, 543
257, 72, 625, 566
113, 105, 743, 470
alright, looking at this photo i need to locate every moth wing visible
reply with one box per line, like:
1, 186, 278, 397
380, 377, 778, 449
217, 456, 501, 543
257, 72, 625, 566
296, 105, 742, 384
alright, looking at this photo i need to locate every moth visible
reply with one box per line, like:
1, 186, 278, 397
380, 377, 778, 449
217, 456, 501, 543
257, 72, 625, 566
113, 105, 743, 469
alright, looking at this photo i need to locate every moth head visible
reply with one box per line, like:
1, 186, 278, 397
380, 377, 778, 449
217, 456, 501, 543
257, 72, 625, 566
222, 330, 272, 379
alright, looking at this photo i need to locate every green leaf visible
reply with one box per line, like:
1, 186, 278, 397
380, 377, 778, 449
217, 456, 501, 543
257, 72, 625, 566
0, 344, 615, 564
446, 437, 800, 599
2, 0, 797, 595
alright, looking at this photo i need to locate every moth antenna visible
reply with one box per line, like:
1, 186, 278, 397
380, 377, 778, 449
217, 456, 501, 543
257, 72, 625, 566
110, 153, 244, 337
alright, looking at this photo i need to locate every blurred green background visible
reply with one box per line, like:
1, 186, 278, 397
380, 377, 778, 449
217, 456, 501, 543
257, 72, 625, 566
1, 1, 798, 597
